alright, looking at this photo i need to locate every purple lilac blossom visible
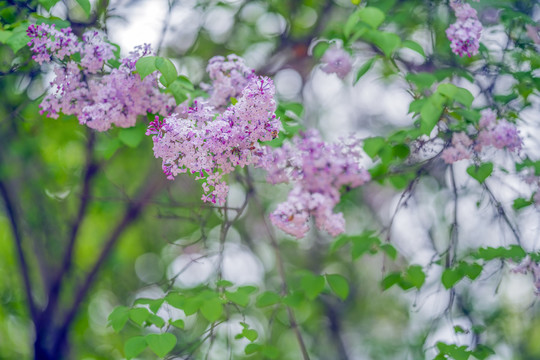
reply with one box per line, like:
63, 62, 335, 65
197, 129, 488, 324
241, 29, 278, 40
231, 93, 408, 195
476, 109, 522, 152
147, 64, 280, 205
320, 46, 353, 79
263, 130, 371, 238
27, 24, 174, 131
203, 55, 255, 110
441, 132, 473, 164
446, 3, 482, 57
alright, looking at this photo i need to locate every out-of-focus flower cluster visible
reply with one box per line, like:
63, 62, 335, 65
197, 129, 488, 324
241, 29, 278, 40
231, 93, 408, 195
27, 23, 173, 131
147, 56, 280, 204
442, 109, 522, 164
263, 130, 371, 238
446, 2, 482, 57
320, 45, 352, 79
512, 256, 540, 295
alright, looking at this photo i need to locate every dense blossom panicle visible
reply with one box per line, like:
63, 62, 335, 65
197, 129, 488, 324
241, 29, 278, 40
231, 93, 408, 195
446, 3, 482, 57
27, 24, 173, 131
203, 54, 255, 110
441, 132, 473, 164
148, 62, 280, 204
476, 109, 522, 152
320, 46, 353, 79
27, 23, 79, 64
263, 130, 370, 238
442, 109, 522, 164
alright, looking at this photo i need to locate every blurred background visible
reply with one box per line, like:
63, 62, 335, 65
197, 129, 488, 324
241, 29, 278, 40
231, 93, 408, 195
1, 0, 540, 359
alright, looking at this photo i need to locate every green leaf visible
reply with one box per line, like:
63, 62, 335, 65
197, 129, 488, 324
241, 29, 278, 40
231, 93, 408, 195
148, 314, 165, 328
124, 336, 147, 360
134, 298, 164, 314
441, 268, 463, 289
156, 57, 178, 87
75, 0, 91, 16
129, 307, 150, 326
406, 73, 437, 90
217, 279, 234, 287
420, 94, 444, 134
472, 344, 496, 359
454, 325, 466, 334
330, 235, 350, 253
351, 232, 381, 259
38, 0, 60, 11
0, 30, 10, 44
145, 333, 177, 358
200, 298, 223, 323
459, 262, 482, 280
167, 78, 190, 105
245, 343, 262, 355
437, 83, 473, 108
170, 319, 185, 329
6, 25, 30, 53
256, 291, 281, 307
326, 274, 349, 300
283, 291, 304, 308
242, 328, 259, 342
363, 137, 386, 158
135, 56, 158, 80
118, 127, 144, 148
402, 40, 425, 57
382, 273, 401, 290
357, 7, 385, 29
466, 163, 493, 184
225, 286, 256, 307
354, 57, 377, 84
261, 345, 280, 359
30, 15, 70, 28
367, 30, 401, 57
405, 265, 425, 289
108, 306, 130, 332
165, 293, 186, 310
175, 75, 195, 91
380, 244, 398, 260
300, 274, 325, 300
513, 197, 533, 210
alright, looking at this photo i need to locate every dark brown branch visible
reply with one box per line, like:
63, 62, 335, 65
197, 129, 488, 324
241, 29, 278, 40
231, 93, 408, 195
51, 173, 166, 355
37, 131, 98, 333
0, 179, 37, 321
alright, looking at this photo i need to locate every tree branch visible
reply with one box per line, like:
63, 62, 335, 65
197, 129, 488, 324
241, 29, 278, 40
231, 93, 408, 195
51, 173, 166, 355
0, 179, 37, 321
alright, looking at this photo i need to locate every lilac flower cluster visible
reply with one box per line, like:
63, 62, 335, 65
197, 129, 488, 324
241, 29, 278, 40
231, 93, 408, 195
320, 45, 353, 79
203, 55, 255, 110
147, 61, 280, 204
263, 130, 371, 238
446, 3, 482, 57
27, 23, 173, 131
442, 109, 522, 164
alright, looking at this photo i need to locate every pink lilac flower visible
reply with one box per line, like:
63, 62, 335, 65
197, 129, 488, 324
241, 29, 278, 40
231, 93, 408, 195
148, 64, 280, 204
263, 130, 371, 238
446, 3, 482, 57
27, 24, 174, 131
441, 132, 473, 164
203, 54, 255, 110
476, 109, 522, 152
320, 45, 353, 79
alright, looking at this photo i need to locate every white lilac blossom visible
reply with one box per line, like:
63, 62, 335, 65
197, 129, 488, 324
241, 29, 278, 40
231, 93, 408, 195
320, 46, 352, 79
441, 109, 521, 164
446, 3, 482, 57
263, 130, 371, 238
147, 66, 280, 205
27, 23, 174, 131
